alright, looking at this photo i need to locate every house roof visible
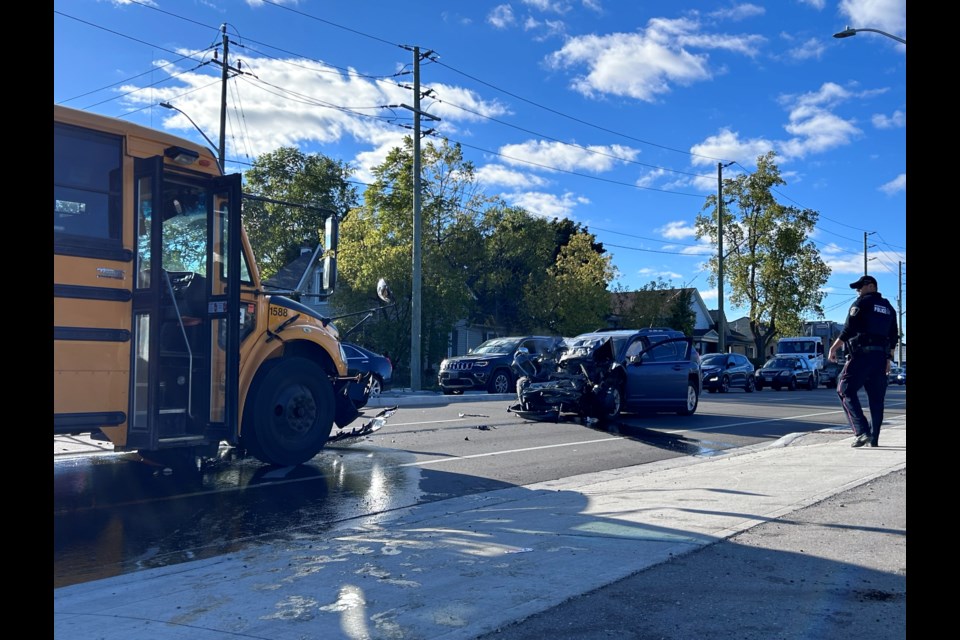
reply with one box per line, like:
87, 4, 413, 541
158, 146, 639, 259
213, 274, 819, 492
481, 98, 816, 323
262, 250, 318, 291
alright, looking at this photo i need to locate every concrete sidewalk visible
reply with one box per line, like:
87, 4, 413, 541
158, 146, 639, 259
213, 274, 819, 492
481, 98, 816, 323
54, 418, 906, 640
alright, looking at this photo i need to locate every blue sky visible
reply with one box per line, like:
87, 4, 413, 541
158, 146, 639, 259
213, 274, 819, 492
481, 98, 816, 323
54, 0, 906, 335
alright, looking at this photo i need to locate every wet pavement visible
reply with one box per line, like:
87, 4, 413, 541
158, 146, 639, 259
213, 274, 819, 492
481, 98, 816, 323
54, 413, 906, 639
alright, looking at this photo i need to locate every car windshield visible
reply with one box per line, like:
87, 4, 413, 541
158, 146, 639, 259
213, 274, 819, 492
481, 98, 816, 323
472, 338, 520, 354
700, 354, 727, 366
765, 358, 799, 369
563, 335, 609, 358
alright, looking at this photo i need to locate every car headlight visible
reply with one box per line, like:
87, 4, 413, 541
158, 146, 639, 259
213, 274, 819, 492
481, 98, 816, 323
440, 360, 449, 370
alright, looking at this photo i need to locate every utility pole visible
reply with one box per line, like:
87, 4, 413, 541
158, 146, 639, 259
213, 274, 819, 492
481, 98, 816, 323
210, 24, 244, 173
897, 260, 904, 367
863, 231, 876, 276
717, 161, 734, 353
218, 24, 228, 173
400, 47, 440, 390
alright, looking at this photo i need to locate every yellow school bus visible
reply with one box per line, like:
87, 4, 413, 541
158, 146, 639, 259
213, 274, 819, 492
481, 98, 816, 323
53, 104, 367, 466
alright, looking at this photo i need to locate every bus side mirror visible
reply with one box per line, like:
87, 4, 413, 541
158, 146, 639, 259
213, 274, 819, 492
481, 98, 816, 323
324, 215, 338, 250
322, 254, 337, 292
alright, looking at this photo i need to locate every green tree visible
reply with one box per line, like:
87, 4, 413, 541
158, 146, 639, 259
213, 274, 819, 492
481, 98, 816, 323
695, 151, 830, 357
335, 137, 615, 384
336, 138, 486, 385
242, 147, 357, 280
527, 231, 616, 335
610, 279, 695, 335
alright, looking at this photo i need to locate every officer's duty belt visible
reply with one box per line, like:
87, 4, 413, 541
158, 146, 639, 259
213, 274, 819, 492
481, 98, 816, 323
859, 346, 886, 352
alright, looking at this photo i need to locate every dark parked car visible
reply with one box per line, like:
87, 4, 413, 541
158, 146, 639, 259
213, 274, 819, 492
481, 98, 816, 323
819, 361, 840, 388
438, 336, 563, 395
887, 366, 906, 385
755, 355, 817, 391
560, 328, 701, 416
700, 352, 755, 393
343, 342, 393, 409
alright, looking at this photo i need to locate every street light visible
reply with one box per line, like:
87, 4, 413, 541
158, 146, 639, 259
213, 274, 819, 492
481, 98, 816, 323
832, 26, 906, 45
159, 102, 222, 171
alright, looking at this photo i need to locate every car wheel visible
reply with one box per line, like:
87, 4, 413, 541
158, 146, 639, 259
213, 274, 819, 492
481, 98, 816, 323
719, 376, 730, 393
367, 374, 383, 398
677, 381, 699, 416
600, 381, 623, 420
487, 370, 513, 394
787, 377, 796, 391
745, 377, 755, 393
807, 376, 815, 391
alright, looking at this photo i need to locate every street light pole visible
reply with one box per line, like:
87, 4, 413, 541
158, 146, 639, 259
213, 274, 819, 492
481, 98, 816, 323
159, 102, 220, 167
832, 26, 906, 45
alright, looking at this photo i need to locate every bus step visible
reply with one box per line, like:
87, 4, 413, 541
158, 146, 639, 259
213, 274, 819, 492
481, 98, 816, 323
158, 410, 189, 438
156, 435, 208, 446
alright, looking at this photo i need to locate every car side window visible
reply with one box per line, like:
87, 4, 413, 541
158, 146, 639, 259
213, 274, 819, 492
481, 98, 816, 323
625, 339, 645, 360
647, 340, 681, 363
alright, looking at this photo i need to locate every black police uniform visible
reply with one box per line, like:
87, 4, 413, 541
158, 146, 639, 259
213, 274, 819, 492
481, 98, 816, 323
835, 284, 899, 446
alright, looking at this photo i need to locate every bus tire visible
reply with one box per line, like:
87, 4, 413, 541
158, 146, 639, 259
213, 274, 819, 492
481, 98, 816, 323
248, 357, 335, 466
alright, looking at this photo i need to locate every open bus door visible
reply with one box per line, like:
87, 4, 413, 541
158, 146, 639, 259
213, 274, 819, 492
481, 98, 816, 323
129, 156, 242, 462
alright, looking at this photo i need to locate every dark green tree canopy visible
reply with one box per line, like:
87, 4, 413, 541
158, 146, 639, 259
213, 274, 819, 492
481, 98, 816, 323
242, 147, 357, 280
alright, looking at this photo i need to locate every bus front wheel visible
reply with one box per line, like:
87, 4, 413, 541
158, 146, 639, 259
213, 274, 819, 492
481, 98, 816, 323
246, 357, 335, 466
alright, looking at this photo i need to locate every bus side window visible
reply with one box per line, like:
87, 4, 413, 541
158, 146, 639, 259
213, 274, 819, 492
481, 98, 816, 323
53, 123, 122, 243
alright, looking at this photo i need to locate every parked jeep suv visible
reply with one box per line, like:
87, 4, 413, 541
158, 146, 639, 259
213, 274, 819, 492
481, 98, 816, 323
438, 336, 563, 395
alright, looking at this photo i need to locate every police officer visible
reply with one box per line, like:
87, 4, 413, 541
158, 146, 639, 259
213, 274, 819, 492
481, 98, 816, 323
827, 275, 899, 448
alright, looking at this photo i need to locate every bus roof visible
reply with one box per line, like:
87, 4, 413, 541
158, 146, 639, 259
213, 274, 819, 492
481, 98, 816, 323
54, 104, 221, 175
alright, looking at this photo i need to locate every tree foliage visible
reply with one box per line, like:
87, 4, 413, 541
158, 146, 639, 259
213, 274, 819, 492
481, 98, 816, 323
610, 278, 696, 335
241, 147, 357, 280
695, 151, 830, 357
334, 137, 615, 385
526, 231, 616, 336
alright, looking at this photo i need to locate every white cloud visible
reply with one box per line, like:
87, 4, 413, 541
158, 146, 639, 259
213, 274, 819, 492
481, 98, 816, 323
709, 4, 766, 21
658, 220, 697, 240
521, 0, 572, 13
689, 128, 774, 169
635, 267, 684, 281
879, 173, 905, 195
546, 17, 764, 102
488, 5, 516, 29
118, 52, 508, 178
777, 83, 863, 158
839, 0, 906, 41
476, 164, 550, 189
872, 110, 905, 129
786, 37, 826, 60
498, 139, 640, 173
796, 0, 825, 9
502, 190, 588, 218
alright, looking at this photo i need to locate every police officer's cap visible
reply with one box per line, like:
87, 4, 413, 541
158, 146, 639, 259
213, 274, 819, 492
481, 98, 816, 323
849, 274, 877, 289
